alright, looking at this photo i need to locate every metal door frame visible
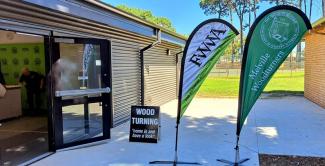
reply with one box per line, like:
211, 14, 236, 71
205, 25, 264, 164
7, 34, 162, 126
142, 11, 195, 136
0, 20, 55, 154
50, 37, 112, 150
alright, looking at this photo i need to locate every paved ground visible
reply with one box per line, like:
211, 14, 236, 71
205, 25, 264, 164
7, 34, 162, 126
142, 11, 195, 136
33, 96, 325, 166
0, 116, 48, 166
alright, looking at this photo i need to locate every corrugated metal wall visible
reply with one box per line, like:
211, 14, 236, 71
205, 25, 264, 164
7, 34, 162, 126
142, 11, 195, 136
0, 0, 184, 127
111, 39, 141, 126
144, 47, 178, 106
112, 41, 182, 126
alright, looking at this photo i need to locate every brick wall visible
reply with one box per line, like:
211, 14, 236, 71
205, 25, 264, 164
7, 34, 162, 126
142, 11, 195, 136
305, 29, 325, 108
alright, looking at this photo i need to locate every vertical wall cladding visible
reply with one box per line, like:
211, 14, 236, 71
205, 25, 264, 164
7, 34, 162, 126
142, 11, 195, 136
144, 45, 180, 106
111, 39, 142, 126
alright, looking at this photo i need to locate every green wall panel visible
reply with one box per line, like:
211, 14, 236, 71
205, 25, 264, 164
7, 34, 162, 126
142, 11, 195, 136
0, 43, 47, 111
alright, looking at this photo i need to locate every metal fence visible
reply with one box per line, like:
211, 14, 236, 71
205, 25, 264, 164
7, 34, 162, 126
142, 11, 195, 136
209, 52, 305, 77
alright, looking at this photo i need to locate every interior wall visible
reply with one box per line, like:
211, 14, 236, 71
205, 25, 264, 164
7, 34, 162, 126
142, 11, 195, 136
0, 30, 43, 44
0, 30, 46, 110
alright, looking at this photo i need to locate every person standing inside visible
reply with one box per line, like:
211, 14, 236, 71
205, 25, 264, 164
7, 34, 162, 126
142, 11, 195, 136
0, 63, 6, 98
0, 64, 5, 128
19, 67, 44, 115
0, 64, 5, 86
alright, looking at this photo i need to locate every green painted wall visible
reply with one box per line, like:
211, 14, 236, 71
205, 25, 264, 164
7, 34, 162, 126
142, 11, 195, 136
0, 43, 47, 110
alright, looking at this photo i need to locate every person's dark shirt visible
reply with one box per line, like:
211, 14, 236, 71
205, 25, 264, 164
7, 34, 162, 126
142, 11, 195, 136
19, 71, 44, 91
0, 71, 5, 85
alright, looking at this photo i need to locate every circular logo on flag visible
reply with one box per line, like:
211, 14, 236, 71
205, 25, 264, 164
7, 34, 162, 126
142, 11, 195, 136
260, 11, 300, 49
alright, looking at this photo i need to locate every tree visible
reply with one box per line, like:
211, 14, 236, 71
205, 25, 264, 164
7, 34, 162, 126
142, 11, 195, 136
199, 0, 251, 60
309, 0, 313, 20
230, 0, 250, 59
116, 5, 176, 32
246, 0, 259, 28
200, 0, 237, 60
304, 0, 307, 13
252, 0, 258, 19
248, 0, 259, 26
224, 36, 243, 62
262, 0, 298, 6
199, 0, 231, 18
230, 8, 236, 63
296, 0, 303, 63
323, 0, 325, 16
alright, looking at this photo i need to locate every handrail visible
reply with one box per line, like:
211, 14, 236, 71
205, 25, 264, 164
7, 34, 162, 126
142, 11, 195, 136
55, 87, 110, 97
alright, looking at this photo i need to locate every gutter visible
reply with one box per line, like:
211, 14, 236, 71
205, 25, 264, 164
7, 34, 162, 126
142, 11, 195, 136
140, 29, 161, 106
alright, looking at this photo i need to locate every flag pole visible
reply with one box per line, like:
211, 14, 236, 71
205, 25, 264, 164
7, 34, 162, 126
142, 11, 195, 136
149, 47, 200, 166
216, 65, 249, 165
216, 112, 250, 166
149, 97, 201, 165
216, 115, 250, 165
150, 18, 239, 165
216, 19, 250, 165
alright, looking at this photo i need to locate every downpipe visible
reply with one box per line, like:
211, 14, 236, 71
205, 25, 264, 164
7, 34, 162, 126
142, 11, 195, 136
140, 29, 161, 106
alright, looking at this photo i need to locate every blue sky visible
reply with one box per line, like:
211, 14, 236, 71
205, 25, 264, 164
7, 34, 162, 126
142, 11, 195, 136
103, 0, 323, 35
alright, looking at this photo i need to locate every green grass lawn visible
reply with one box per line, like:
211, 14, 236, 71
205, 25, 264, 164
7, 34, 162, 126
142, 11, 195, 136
197, 71, 304, 98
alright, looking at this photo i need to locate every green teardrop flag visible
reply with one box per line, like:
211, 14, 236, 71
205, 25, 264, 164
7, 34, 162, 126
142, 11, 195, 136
237, 6, 312, 135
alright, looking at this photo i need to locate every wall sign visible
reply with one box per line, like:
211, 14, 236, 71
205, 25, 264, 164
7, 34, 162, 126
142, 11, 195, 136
129, 106, 160, 143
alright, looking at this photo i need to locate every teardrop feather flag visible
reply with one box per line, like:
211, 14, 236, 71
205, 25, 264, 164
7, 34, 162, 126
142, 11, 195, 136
237, 5, 312, 135
177, 19, 239, 123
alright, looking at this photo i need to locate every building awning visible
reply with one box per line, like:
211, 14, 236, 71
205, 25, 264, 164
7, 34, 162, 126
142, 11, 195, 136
22, 0, 187, 46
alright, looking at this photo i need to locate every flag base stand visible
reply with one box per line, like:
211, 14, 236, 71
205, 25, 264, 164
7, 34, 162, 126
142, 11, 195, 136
150, 154, 201, 165
216, 158, 249, 166
217, 137, 249, 166
149, 161, 201, 165
149, 125, 201, 166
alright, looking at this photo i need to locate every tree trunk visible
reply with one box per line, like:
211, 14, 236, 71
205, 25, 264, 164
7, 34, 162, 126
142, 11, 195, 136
299, 0, 302, 9
323, 0, 325, 16
296, 0, 302, 65
309, 0, 313, 20
218, 3, 221, 19
234, 2, 247, 61
296, 42, 301, 63
304, 0, 307, 13
253, 0, 256, 19
248, 2, 251, 27
230, 9, 235, 63
239, 17, 240, 62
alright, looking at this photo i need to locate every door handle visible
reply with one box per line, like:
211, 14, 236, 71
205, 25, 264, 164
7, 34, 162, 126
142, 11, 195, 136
55, 87, 110, 97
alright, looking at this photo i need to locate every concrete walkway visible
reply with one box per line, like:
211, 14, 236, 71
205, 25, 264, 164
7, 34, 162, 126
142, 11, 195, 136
33, 96, 325, 166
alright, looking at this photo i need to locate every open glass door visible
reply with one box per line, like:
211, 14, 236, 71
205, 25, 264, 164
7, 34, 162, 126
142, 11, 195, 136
51, 38, 111, 149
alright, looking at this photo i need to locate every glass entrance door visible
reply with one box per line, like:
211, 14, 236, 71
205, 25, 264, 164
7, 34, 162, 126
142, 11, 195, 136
51, 38, 111, 149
